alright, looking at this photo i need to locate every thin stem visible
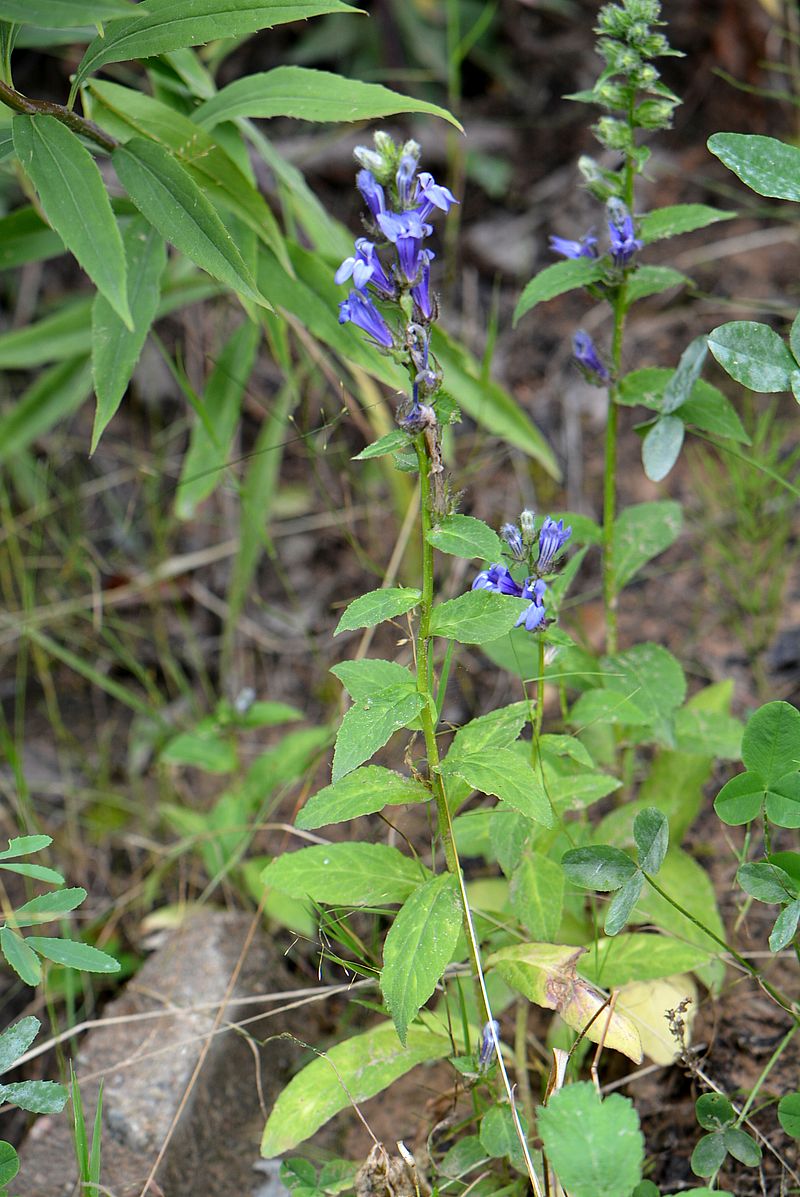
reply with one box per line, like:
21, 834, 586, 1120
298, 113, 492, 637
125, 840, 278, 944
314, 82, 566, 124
602, 288, 626, 655
531, 634, 546, 766
514, 1001, 535, 1129
0, 79, 117, 153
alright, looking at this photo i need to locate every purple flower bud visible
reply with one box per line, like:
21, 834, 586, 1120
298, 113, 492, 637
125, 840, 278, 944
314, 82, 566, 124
537, 516, 572, 572
377, 210, 432, 282
471, 563, 523, 597
549, 232, 598, 260
411, 249, 435, 319
478, 1019, 500, 1071
501, 523, 525, 559
396, 153, 418, 207
415, 171, 459, 221
357, 169, 386, 219
515, 578, 547, 632
338, 291, 394, 349
606, 199, 641, 267
573, 330, 610, 385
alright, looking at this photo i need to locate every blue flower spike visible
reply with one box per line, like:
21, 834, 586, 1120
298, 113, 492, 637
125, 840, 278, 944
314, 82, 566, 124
606, 198, 641, 267
515, 578, 547, 632
538, 517, 572, 573
501, 523, 525, 559
338, 291, 395, 349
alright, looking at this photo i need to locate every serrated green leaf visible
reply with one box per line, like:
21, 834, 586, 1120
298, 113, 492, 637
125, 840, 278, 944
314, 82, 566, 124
538, 1083, 644, 1197
193, 64, 461, 130
332, 683, 424, 781
296, 766, 429, 829
742, 701, 800, 783
13, 115, 131, 326
0, 0, 133, 23
0, 927, 41, 984
9, 887, 87, 928
642, 415, 684, 481
510, 853, 563, 940
626, 265, 689, 303
0, 1079, 68, 1114
514, 258, 605, 324
27, 937, 121, 973
442, 748, 553, 825
426, 514, 503, 562
429, 589, 526, 644
262, 842, 430, 906
579, 934, 712, 988
638, 204, 735, 244
0, 1017, 40, 1074
601, 643, 686, 741
331, 658, 413, 700
353, 429, 408, 460
707, 321, 796, 393
708, 131, 800, 201
334, 587, 422, 635
0, 862, 65, 884
613, 501, 682, 589
92, 215, 167, 452
479, 1104, 528, 1171
0, 835, 51, 860
569, 688, 650, 728
381, 873, 462, 1043
261, 1021, 449, 1157
673, 707, 743, 759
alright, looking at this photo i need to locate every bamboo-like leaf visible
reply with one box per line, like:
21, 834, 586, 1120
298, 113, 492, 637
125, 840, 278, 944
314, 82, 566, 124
0, 0, 133, 24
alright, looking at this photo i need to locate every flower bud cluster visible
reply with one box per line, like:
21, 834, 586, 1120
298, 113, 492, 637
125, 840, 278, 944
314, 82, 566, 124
470, 513, 572, 634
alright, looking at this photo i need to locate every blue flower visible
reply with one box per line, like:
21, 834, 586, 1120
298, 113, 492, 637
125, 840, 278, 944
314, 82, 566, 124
471, 563, 523, 597
396, 153, 418, 207
606, 199, 641, 267
415, 171, 459, 221
538, 516, 571, 572
357, 169, 387, 219
573, 330, 610, 385
338, 291, 394, 349
549, 232, 598, 260
515, 578, 547, 631
335, 238, 396, 298
501, 523, 525, 559
377, 210, 433, 282
410, 249, 435, 319
478, 1019, 500, 1071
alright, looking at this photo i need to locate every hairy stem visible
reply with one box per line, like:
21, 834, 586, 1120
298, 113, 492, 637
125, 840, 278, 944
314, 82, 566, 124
0, 79, 118, 153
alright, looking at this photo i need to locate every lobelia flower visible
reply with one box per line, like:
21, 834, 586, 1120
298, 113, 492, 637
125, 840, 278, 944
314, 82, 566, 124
538, 516, 572, 572
549, 231, 598, 260
376, 210, 432, 282
335, 238, 396, 298
356, 169, 386, 219
478, 1019, 501, 1071
471, 563, 523, 597
606, 198, 641, 267
415, 171, 459, 221
396, 152, 418, 207
515, 577, 547, 632
520, 509, 536, 544
573, 329, 610, 385
501, 523, 525, 559
338, 291, 394, 349
410, 249, 436, 319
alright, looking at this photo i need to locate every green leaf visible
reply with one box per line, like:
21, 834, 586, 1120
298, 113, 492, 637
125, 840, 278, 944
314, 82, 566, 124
613, 500, 682, 589
331, 658, 413, 700
353, 429, 408, 460
604, 872, 644, 935
742, 701, 800, 783
296, 766, 429, 829
0, 357, 93, 465
714, 771, 765, 825
514, 258, 606, 324
618, 367, 749, 442
479, 1104, 528, 1170
0, 862, 65, 884
769, 900, 800, 951
0, 206, 65, 271
662, 336, 709, 415
0, 1017, 40, 1074
444, 703, 530, 812
601, 643, 686, 741
0, 1079, 68, 1114
691, 1133, 727, 1177
736, 861, 797, 904
332, 684, 424, 781
538, 1083, 644, 1197
334, 587, 422, 635
626, 265, 689, 304
261, 1022, 449, 1157
27, 937, 121, 973
426, 514, 503, 562
510, 853, 563, 940
569, 689, 649, 728
673, 707, 743, 759
92, 215, 167, 452
696, 1093, 734, 1130
642, 415, 684, 482
13, 116, 131, 327
0, 927, 41, 984
381, 873, 462, 1043
0, 835, 52, 860
561, 846, 638, 891
175, 320, 260, 516
429, 590, 526, 644
281, 1159, 317, 1190
74, 0, 360, 92
634, 808, 669, 874
708, 131, 800, 201
778, 1091, 800, 1138
261, 842, 430, 906
442, 748, 553, 826
161, 729, 237, 773
638, 204, 735, 244
707, 321, 797, 394
0, 0, 133, 23
0, 1140, 19, 1187
112, 138, 265, 307
579, 934, 712, 988
722, 1126, 761, 1167
193, 65, 460, 130
9, 887, 87, 928
633, 849, 726, 988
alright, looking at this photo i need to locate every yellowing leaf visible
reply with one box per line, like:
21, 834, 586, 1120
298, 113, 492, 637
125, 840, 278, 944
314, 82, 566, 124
615, 974, 697, 1065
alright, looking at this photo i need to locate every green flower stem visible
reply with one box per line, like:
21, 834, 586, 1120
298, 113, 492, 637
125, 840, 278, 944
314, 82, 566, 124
531, 634, 546, 766
643, 873, 799, 1021
0, 79, 117, 153
414, 435, 544, 1197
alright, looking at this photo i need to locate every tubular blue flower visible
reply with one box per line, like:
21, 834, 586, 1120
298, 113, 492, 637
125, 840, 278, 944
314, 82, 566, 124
334, 239, 396, 298
396, 153, 418, 207
471, 563, 523, 597
357, 169, 386, 219
515, 578, 547, 632
606, 198, 641, 267
573, 329, 610, 385
537, 516, 572, 572
478, 1019, 501, 1071
338, 291, 394, 349
501, 523, 525, 559
411, 249, 435, 319
549, 232, 598, 260
377, 210, 432, 282
415, 171, 459, 221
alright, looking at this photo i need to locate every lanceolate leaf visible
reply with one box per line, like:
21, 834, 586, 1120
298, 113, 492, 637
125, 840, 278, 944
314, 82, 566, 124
334, 588, 422, 635
332, 684, 424, 781
0, 0, 133, 23
193, 65, 461, 130
92, 216, 167, 453
443, 747, 553, 825
638, 204, 735, 244
296, 766, 429, 829
12, 115, 131, 327
626, 266, 689, 304
261, 842, 431, 906
26, 937, 121, 973
514, 258, 606, 324
0, 1017, 40, 1074
0, 927, 41, 985
381, 873, 462, 1043
426, 514, 503, 562
0, 1079, 68, 1114
429, 590, 527, 644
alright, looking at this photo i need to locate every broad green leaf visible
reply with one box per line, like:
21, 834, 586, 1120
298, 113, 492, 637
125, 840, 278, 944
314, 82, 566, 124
765, 772, 800, 828
175, 319, 260, 516
426, 514, 503, 562
601, 643, 686, 741
13, 115, 131, 327
261, 842, 430, 906
722, 1127, 761, 1167
691, 1133, 727, 1177
112, 138, 265, 306
579, 934, 712, 988
634, 808, 668, 874
296, 766, 429, 829
778, 1092, 800, 1138
513, 258, 605, 324
0, 1016, 39, 1074
538, 1083, 644, 1197
638, 204, 735, 244
0, 927, 41, 984
334, 587, 422, 635
193, 65, 460, 130
381, 873, 462, 1043
442, 748, 553, 825
429, 590, 526, 644
642, 414, 684, 481
714, 771, 765, 825
92, 215, 167, 452
74, 0, 360, 92
561, 846, 637, 891
708, 131, 800, 201
160, 730, 237, 773
626, 266, 689, 304
696, 1093, 734, 1130
0, 1140, 18, 1186
0, 0, 133, 23
673, 707, 743, 759
770, 901, 800, 951
332, 683, 424, 781
27, 937, 121, 973
444, 703, 530, 812
707, 321, 797, 393
281, 1159, 317, 1190
613, 500, 682, 589
0, 1079, 68, 1114
604, 872, 644, 935
742, 701, 800, 783
0, 357, 92, 465
439, 1136, 488, 1180
737, 861, 797, 904
261, 1021, 449, 1157
510, 853, 563, 940
9, 887, 87, 928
